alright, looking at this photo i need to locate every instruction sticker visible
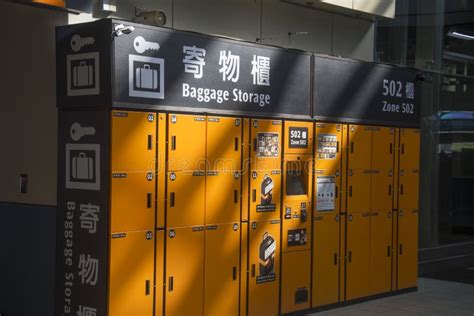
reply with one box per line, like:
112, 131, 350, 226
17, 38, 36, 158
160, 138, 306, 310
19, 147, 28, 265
316, 176, 335, 211
257, 133, 279, 158
317, 134, 337, 159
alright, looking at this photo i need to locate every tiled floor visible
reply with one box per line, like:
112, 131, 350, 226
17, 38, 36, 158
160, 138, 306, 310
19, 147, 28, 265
308, 278, 474, 315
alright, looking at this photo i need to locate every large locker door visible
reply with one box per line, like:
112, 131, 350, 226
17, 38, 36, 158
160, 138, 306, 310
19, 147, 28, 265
348, 125, 372, 170
248, 220, 281, 316
108, 230, 154, 316
397, 210, 418, 290
284, 121, 313, 155
155, 230, 165, 316
111, 172, 155, 233
250, 119, 282, 171
312, 213, 340, 307
315, 123, 343, 171
167, 171, 205, 228
207, 116, 242, 171
249, 170, 281, 221
370, 169, 393, 213
347, 169, 371, 213
369, 211, 392, 296
281, 251, 311, 313
371, 127, 395, 170
165, 226, 204, 316
399, 128, 420, 170
399, 169, 419, 211
240, 222, 249, 316
314, 170, 341, 214
204, 223, 240, 316
168, 114, 206, 171
205, 171, 241, 224
346, 212, 370, 301
111, 111, 156, 172
282, 200, 311, 252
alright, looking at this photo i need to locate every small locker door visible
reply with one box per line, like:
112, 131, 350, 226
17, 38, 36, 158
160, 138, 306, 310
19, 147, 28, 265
207, 116, 242, 171
347, 169, 371, 213
315, 123, 343, 172
249, 171, 282, 221
312, 213, 340, 307
348, 125, 372, 170
399, 128, 420, 171
248, 220, 281, 316
111, 111, 156, 172
108, 230, 154, 316
111, 172, 155, 233
204, 223, 240, 316
165, 226, 205, 316
168, 114, 206, 171
167, 171, 205, 228
346, 212, 370, 301
284, 121, 313, 155
370, 169, 393, 212
397, 209, 419, 290
371, 127, 395, 171
154, 230, 165, 316
369, 211, 393, 296
250, 119, 282, 171
205, 171, 241, 225
281, 251, 311, 313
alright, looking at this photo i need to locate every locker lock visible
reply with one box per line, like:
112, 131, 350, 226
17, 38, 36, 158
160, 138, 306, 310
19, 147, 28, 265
171, 115, 177, 123
348, 215, 353, 221
147, 113, 155, 122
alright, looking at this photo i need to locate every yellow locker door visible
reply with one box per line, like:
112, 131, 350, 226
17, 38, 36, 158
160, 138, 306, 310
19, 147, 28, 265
281, 251, 311, 314
371, 127, 395, 170
315, 122, 343, 171
111, 111, 156, 172
250, 119, 282, 171
207, 116, 242, 171
284, 121, 314, 155
397, 209, 418, 290
400, 128, 420, 171
165, 226, 204, 316
347, 169, 371, 213
370, 169, 393, 213
111, 172, 155, 233
282, 200, 311, 253
369, 211, 392, 296
108, 230, 154, 316
312, 213, 340, 307
399, 169, 419, 211
348, 125, 372, 170
167, 171, 205, 228
314, 170, 341, 214
248, 220, 281, 316
168, 114, 206, 171
155, 230, 165, 316
205, 171, 241, 225
240, 222, 249, 316
346, 212, 370, 301
204, 223, 240, 316
249, 170, 281, 221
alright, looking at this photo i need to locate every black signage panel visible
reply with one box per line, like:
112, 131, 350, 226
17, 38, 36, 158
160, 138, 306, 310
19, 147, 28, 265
113, 21, 311, 117
55, 110, 110, 316
313, 55, 421, 127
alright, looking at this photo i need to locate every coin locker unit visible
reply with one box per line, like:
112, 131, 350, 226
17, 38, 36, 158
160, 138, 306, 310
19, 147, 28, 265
56, 20, 422, 316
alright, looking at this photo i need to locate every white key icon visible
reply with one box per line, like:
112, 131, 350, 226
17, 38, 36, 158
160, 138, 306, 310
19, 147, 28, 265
134, 36, 160, 54
70, 122, 96, 141
71, 34, 95, 52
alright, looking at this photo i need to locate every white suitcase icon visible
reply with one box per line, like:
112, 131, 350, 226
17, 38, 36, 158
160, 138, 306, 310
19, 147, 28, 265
72, 152, 94, 180
136, 64, 158, 90
73, 61, 94, 87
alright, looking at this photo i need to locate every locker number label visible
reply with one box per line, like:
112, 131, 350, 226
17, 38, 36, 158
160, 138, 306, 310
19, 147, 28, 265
289, 127, 308, 148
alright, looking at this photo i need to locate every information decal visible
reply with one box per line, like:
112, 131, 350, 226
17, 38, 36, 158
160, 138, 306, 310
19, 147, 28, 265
113, 21, 311, 117
55, 110, 110, 316
313, 55, 421, 127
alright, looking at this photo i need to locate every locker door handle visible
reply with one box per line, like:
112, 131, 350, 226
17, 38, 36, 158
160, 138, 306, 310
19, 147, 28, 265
350, 141, 354, 153
252, 189, 256, 202
348, 251, 352, 263
147, 193, 152, 208
334, 253, 338, 265
168, 276, 174, 291
145, 280, 151, 296
148, 135, 153, 150
400, 184, 404, 195
251, 264, 256, 277
234, 190, 238, 204
336, 141, 340, 153
387, 246, 391, 257
235, 137, 239, 151
390, 143, 393, 154
170, 192, 175, 207
232, 267, 237, 280
399, 244, 403, 255
335, 186, 339, 198
349, 186, 352, 197
401, 144, 405, 154
253, 138, 257, 152
388, 185, 392, 196
171, 136, 176, 150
